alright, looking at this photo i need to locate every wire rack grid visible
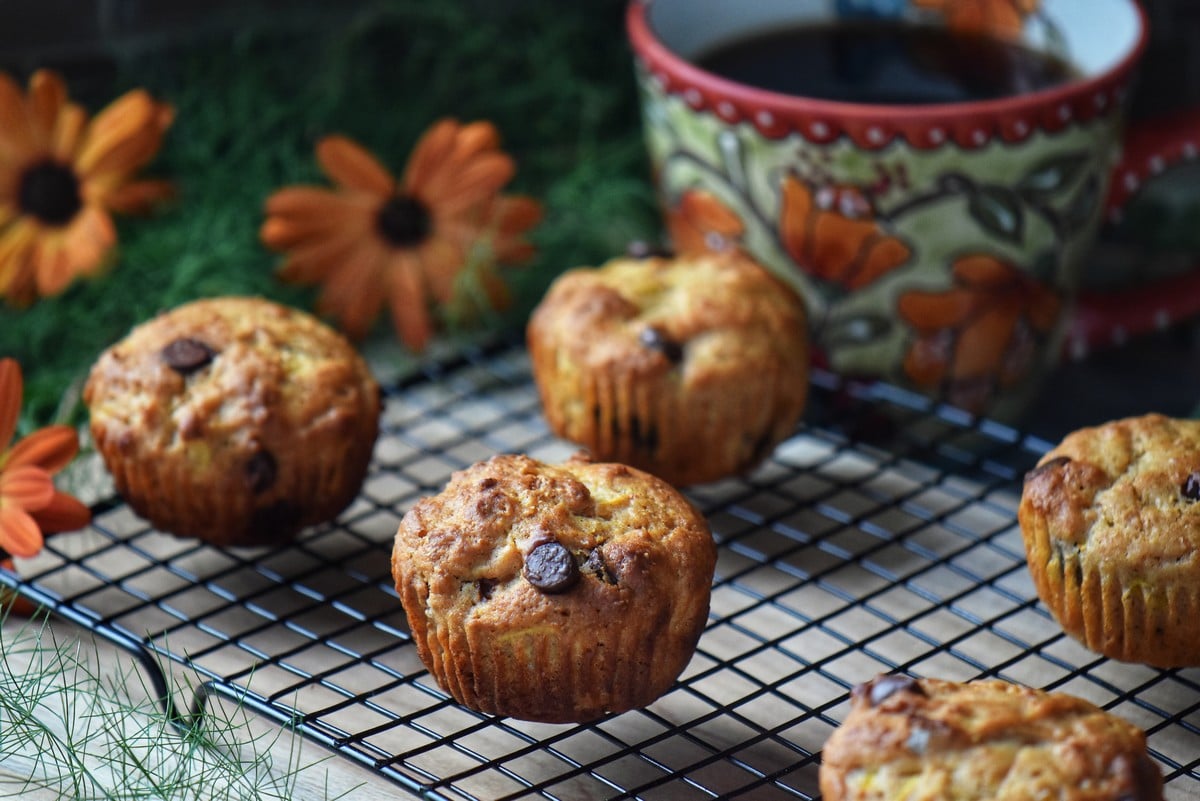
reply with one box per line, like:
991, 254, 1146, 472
3, 340, 1199, 800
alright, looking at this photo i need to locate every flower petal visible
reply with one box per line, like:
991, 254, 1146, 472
779, 176, 816, 266
386, 251, 434, 351
32, 237, 76, 297
0, 465, 54, 511
898, 288, 978, 330
0, 505, 44, 558
76, 90, 172, 179
263, 186, 375, 231
951, 253, 1019, 288
0, 220, 39, 305
0, 358, 20, 452
316, 135, 395, 195
276, 230, 366, 286
103, 178, 175, 215
30, 491, 90, 534
403, 119, 464, 193
952, 307, 1019, 380
52, 102, 88, 161
31, 205, 115, 298
416, 234, 464, 305
27, 69, 67, 144
0, 72, 34, 155
421, 152, 514, 215
6, 425, 78, 473
314, 239, 387, 341
680, 189, 744, 238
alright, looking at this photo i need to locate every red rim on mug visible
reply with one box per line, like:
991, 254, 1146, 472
626, 0, 1149, 150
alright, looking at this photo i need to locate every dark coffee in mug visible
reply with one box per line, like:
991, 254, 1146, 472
696, 22, 1080, 105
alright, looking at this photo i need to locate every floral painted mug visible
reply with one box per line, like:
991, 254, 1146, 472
628, 0, 1200, 420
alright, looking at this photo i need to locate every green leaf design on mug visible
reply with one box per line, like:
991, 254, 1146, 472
968, 187, 1025, 244
1062, 172, 1103, 232
1017, 153, 1090, 199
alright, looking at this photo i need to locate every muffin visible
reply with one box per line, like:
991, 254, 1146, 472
84, 296, 380, 547
820, 674, 1163, 801
1019, 414, 1200, 667
391, 452, 716, 723
526, 249, 809, 486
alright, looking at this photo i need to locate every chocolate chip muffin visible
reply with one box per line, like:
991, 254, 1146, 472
526, 249, 809, 486
84, 296, 381, 547
391, 452, 716, 723
1019, 414, 1200, 667
820, 674, 1163, 801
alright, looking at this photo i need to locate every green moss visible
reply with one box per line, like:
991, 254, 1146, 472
0, 0, 662, 430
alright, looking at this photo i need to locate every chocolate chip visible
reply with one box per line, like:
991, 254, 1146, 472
523, 541, 579, 594
477, 578, 497, 601
244, 450, 277, 494
626, 240, 672, 259
161, 338, 216, 374
639, 326, 683, 364
1183, 471, 1200, 501
1025, 455, 1071, 483
854, 674, 925, 707
583, 549, 617, 584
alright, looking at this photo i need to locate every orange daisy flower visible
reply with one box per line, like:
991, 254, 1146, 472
0, 358, 91, 560
0, 69, 174, 305
913, 0, 1039, 37
898, 253, 1061, 412
665, 188, 745, 256
779, 175, 911, 291
261, 120, 541, 350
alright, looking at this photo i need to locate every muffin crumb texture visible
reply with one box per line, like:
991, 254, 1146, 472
84, 296, 381, 547
391, 453, 717, 723
1019, 413, 1200, 667
820, 675, 1163, 801
526, 251, 809, 486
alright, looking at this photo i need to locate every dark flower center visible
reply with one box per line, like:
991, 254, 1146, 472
18, 160, 82, 226
377, 194, 431, 247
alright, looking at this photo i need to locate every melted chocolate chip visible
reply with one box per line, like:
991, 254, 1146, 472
162, 338, 216, 374
523, 541, 579, 594
639, 326, 683, 364
854, 674, 925, 707
1024, 455, 1072, 483
583, 549, 617, 584
1182, 471, 1200, 501
625, 240, 673, 259
245, 450, 277, 494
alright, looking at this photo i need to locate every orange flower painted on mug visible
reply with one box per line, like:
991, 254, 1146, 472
898, 253, 1061, 412
913, 0, 1039, 37
779, 174, 911, 290
665, 188, 745, 255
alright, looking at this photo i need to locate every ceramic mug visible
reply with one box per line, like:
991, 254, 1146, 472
627, 0, 1200, 419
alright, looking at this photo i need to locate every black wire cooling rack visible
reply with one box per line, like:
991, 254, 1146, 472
4, 339, 1200, 800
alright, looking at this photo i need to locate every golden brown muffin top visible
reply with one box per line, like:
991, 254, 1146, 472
820, 675, 1162, 801
527, 252, 808, 382
1021, 414, 1200, 574
393, 453, 716, 632
84, 296, 379, 459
